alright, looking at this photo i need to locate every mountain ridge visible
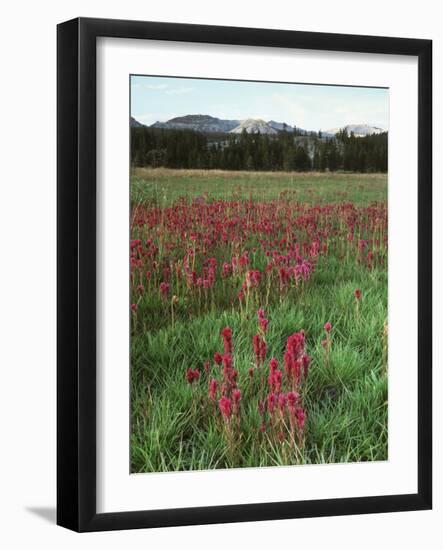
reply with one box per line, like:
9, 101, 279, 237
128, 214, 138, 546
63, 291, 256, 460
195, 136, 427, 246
151, 114, 239, 133
324, 124, 386, 137
230, 118, 279, 135
131, 114, 386, 137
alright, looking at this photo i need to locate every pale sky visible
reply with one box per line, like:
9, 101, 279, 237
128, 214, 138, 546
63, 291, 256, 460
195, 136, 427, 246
131, 75, 389, 132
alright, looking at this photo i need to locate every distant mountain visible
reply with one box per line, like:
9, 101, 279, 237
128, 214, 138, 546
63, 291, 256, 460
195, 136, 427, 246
230, 118, 278, 135
267, 120, 294, 132
136, 114, 386, 137
149, 114, 303, 135
131, 116, 145, 128
325, 124, 386, 138
151, 114, 239, 133
231, 119, 309, 135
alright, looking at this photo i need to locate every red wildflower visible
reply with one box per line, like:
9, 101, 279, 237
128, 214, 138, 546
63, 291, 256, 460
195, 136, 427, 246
286, 331, 306, 359
296, 407, 306, 431
283, 331, 310, 389
269, 357, 279, 373
278, 393, 287, 412
267, 392, 277, 413
221, 327, 233, 354
268, 369, 282, 393
287, 391, 299, 412
257, 308, 269, 332
239, 252, 249, 268
283, 350, 293, 376
253, 334, 267, 366
358, 239, 368, 251
159, 281, 170, 296
221, 262, 231, 278
222, 353, 232, 370
186, 368, 200, 384
219, 396, 232, 419
232, 389, 241, 415
208, 378, 218, 401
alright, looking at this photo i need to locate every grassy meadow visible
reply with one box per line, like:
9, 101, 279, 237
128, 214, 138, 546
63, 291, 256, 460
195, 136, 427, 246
130, 168, 388, 473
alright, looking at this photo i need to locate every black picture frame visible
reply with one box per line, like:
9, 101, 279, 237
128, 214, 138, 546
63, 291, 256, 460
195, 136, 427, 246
57, 17, 432, 532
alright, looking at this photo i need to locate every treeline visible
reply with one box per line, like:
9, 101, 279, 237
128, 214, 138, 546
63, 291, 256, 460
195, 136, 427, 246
131, 127, 387, 172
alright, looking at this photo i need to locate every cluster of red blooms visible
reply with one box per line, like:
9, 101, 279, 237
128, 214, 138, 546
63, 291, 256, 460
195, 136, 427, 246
255, 328, 309, 446
130, 199, 386, 319
187, 309, 310, 450
159, 281, 170, 296
260, 387, 306, 445
253, 334, 267, 366
187, 326, 241, 422
200, 326, 242, 424
185, 368, 201, 384
257, 308, 269, 332
219, 390, 241, 419
283, 330, 311, 390
183, 254, 217, 290
221, 326, 233, 354
253, 309, 309, 446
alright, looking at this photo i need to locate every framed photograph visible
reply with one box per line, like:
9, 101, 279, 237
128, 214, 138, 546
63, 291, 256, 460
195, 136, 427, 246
57, 17, 432, 532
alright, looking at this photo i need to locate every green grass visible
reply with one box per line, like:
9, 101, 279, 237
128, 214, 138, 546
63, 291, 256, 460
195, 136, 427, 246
131, 167, 387, 206
130, 168, 388, 473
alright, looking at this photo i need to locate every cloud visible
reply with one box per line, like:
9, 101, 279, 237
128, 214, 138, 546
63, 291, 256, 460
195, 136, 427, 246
270, 90, 388, 131
165, 87, 194, 96
271, 93, 310, 126
248, 114, 273, 122
132, 83, 169, 90
146, 84, 168, 90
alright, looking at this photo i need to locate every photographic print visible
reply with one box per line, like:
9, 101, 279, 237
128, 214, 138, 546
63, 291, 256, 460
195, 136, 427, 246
129, 75, 389, 473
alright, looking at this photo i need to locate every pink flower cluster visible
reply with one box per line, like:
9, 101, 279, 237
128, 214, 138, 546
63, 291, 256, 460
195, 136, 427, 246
190, 310, 311, 451
130, 199, 386, 324
205, 327, 242, 422
283, 330, 311, 390
255, 331, 307, 445
257, 308, 269, 333
221, 326, 233, 354
253, 334, 267, 366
